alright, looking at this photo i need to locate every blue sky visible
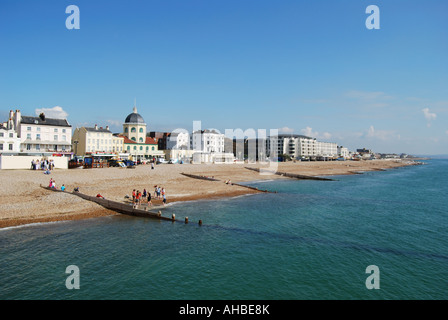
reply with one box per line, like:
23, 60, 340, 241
1, 0, 447, 155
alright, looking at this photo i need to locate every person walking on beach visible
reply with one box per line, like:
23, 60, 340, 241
162, 193, 167, 206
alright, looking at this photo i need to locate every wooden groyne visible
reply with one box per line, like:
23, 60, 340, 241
40, 186, 202, 225
230, 182, 276, 193
181, 172, 276, 193
180, 173, 220, 181
245, 167, 335, 181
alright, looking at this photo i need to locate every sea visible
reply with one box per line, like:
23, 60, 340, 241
0, 159, 447, 300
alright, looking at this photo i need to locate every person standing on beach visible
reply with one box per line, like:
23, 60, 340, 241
147, 191, 152, 206
136, 191, 141, 207
143, 188, 147, 201
132, 189, 136, 204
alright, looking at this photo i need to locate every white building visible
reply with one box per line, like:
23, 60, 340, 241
268, 134, 338, 159
1, 110, 72, 155
338, 146, 350, 159
0, 111, 21, 154
167, 131, 190, 150
18, 112, 72, 154
190, 129, 233, 163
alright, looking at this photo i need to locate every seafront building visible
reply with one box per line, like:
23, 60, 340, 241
268, 134, 339, 160
1, 109, 73, 156
338, 146, 350, 159
119, 106, 164, 161
0, 111, 21, 154
191, 129, 234, 163
72, 125, 124, 155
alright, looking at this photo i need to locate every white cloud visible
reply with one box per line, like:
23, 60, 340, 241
301, 126, 332, 140
35, 106, 68, 119
345, 90, 393, 101
365, 125, 397, 141
105, 119, 122, 127
422, 107, 437, 127
278, 126, 294, 134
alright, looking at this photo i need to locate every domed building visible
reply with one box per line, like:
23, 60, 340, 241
119, 106, 164, 161
123, 106, 147, 144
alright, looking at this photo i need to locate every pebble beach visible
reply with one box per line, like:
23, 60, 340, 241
0, 159, 419, 228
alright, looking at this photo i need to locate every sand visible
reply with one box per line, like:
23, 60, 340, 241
0, 159, 419, 228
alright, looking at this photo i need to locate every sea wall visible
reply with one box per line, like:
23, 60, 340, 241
0, 155, 68, 170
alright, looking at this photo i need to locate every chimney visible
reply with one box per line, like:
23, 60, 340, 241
8, 118, 14, 130
39, 113, 45, 121
94, 124, 98, 130
14, 110, 21, 131
9, 110, 14, 120
106, 126, 110, 131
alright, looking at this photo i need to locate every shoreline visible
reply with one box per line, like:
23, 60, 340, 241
0, 159, 422, 229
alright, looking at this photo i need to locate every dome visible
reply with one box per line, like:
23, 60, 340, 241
125, 107, 145, 124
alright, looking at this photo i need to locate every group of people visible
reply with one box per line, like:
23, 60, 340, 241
32, 159, 55, 172
130, 185, 167, 208
48, 178, 66, 191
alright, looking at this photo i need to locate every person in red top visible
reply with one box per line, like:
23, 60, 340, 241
136, 190, 141, 206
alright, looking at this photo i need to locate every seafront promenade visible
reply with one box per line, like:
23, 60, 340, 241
0, 159, 419, 228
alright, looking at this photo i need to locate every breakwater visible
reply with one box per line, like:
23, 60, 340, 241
245, 167, 335, 181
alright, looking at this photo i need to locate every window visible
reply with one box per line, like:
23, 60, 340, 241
127, 146, 130, 151
131, 127, 136, 133
133, 146, 137, 150
37, 127, 41, 132
0, 133, 3, 137
9, 144, 13, 150
54, 128, 58, 132
62, 129, 66, 133
0, 144, 3, 150
9, 133, 13, 138
27, 134, 31, 140
36, 134, 41, 140
62, 135, 66, 141
152, 146, 155, 151
139, 137, 143, 142
131, 137, 136, 141
54, 135, 58, 141
36, 145, 40, 150
27, 144, 31, 150
27, 127, 31, 131
125, 128, 128, 133
140, 146, 143, 151
139, 128, 143, 133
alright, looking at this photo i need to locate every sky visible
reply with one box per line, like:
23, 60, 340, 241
0, 0, 447, 155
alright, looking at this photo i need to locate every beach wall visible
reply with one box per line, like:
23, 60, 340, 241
0, 155, 68, 170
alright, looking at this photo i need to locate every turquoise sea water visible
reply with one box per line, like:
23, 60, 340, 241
1, 160, 447, 300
